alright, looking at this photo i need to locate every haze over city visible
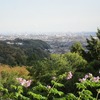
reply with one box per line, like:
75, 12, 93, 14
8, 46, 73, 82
0, 0, 100, 33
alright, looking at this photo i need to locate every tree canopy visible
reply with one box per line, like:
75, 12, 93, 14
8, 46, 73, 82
0, 39, 50, 66
86, 29, 100, 61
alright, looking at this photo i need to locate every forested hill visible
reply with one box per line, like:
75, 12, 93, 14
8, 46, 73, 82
0, 39, 50, 66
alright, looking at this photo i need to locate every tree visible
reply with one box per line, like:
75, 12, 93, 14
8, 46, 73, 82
86, 29, 100, 61
70, 42, 84, 56
96, 28, 100, 39
62, 52, 87, 72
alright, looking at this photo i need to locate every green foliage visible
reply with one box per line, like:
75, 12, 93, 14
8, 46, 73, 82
53, 97, 67, 100
0, 39, 50, 66
0, 86, 8, 94
51, 80, 64, 87
0, 29, 100, 99
70, 42, 84, 56
49, 88, 64, 96
96, 29, 100, 39
28, 92, 47, 100
85, 60, 100, 76
0, 42, 27, 66
0, 65, 30, 91
27, 52, 87, 84
66, 74, 100, 100
62, 52, 87, 71
86, 29, 100, 61
1, 70, 100, 100
28, 73, 66, 99
66, 93, 78, 100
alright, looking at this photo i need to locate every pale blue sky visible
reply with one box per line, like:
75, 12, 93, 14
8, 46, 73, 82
0, 0, 100, 33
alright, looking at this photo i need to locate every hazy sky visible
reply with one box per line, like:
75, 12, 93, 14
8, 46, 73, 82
0, 0, 100, 33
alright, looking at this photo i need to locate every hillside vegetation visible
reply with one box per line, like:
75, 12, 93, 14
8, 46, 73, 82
0, 29, 100, 100
0, 39, 50, 66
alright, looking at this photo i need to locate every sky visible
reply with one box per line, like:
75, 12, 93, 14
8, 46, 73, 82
0, 0, 100, 33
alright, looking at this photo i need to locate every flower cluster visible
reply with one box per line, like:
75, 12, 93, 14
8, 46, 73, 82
16, 78, 32, 87
79, 73, 100, 82
66, 71, 73, 80
92, 76, 100, 82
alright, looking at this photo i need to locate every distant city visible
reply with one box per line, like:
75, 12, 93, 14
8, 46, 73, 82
0, 32, 96, 54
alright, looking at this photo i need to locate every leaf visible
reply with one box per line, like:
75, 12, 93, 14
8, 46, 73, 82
83, 90, 93, 96
66, 93, 78, 100
11, 85, 17, 90
28, 91, 47, 100
0, 87, 8, 93
76, 83, 86, 89
32, 82, 47, 92
49, 88, 64, 96
58, 73, 66, 80
17, 86, 23, 93
53, 97, 66, 100
51, 80, 64, 87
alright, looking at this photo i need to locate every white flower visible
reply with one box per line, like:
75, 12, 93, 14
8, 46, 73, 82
66, 71, 73, 80
47, 85, 51, 89
16, 77, 32, 87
